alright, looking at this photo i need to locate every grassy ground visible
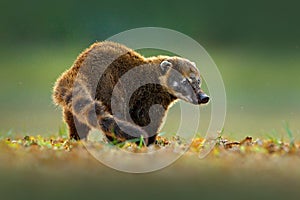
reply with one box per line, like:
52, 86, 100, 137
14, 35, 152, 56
1, 131, 300, 200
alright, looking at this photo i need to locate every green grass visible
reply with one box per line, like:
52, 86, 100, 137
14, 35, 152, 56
283, 121, 296, 147
58, 123, 68, 139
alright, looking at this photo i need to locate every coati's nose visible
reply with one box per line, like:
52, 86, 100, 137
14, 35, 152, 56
198, 93, 210, 104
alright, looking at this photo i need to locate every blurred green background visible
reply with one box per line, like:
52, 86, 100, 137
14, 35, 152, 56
0, 0, 300, 138
1, 1, 300, 200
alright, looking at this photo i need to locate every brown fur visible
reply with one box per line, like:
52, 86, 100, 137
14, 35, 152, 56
53, 41, 206, 145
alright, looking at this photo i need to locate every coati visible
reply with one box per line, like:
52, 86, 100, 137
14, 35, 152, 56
53, 41, 209, 145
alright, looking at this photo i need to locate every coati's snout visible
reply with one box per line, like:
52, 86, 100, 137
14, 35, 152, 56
198, 92, 210, 104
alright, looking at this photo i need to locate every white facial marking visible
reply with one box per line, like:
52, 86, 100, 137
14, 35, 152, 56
172, 81, 178, 87
186, 95, 193, 102
175, 92, 193, 103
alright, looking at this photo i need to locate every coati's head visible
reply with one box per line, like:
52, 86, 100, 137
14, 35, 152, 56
159, 57, 209, 105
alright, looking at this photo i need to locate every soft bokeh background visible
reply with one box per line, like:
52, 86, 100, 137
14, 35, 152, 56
1, 0, 300, 199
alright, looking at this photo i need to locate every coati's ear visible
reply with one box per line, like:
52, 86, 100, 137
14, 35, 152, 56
160, 60, 172, 74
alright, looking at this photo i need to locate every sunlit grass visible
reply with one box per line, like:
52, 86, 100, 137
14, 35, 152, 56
1, 127, 298, 156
